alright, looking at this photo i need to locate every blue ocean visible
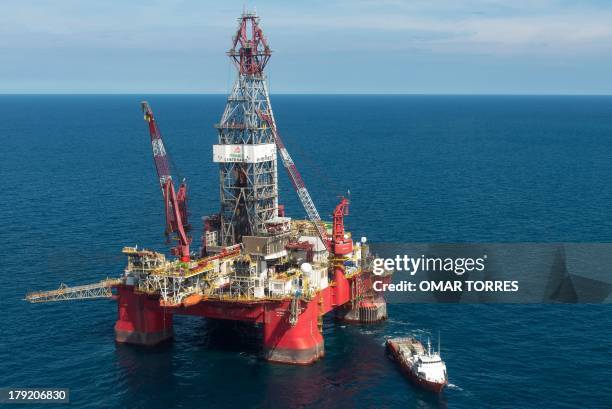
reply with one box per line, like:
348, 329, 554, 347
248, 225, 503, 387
1, 95, 611, 408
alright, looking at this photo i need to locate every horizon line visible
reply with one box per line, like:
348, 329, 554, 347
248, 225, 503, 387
1, 92, 612, 97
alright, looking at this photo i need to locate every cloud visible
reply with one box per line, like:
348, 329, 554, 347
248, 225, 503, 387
260, 1, 612, 56
1, 0, 612, 56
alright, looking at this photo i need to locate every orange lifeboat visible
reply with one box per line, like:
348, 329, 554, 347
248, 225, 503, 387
183, 294, 203, 307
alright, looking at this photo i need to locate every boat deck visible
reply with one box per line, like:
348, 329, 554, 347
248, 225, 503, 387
389, 337, 425, 355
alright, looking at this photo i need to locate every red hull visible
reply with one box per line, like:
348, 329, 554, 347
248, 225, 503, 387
113, 269, 383, 364
387, 342, 447, 393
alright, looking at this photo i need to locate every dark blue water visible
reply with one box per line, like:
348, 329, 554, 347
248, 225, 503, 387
1, 95, 611, 408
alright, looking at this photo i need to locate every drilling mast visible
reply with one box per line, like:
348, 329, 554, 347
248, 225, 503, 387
215, 12, 278, 245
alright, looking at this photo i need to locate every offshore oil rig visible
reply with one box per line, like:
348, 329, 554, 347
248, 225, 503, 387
26, 12, 390, 365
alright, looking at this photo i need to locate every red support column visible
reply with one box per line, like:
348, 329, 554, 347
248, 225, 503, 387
263, 297, 324, 365
336, 293, 388, 323
114, 285, 173, 345
335, 273, 388, 323
333, 266, 350, 306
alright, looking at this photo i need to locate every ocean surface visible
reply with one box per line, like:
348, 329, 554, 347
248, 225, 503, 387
1, 95, 611, 408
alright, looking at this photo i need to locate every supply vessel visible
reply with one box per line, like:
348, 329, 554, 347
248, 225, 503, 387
386, 337, 448, 392
25, 11, 391, 365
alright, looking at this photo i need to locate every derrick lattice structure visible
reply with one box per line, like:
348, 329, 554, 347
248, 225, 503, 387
215, 12, 278, 245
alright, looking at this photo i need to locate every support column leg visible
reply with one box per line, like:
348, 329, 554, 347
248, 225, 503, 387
335, 273, 388, 323
114, 285, 173, 345
336, 293, 388, 323
333, 266, 350, 306
263, 298, 324, 365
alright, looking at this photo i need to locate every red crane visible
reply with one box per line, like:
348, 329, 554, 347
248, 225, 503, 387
332, 197, 353, 256
141, 101, 192, 262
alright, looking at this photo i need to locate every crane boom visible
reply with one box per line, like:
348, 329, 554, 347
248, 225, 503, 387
143, 102, 172, 187
142, 101, 191, 261
257, 108, 331, 251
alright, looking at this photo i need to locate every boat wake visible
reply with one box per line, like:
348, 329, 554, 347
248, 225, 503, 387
386, 318, 413, 326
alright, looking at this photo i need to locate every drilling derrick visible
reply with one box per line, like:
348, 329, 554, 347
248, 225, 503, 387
215, 12, 277, 245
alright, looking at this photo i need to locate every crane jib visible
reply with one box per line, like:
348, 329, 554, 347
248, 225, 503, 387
141, 101, 192, 261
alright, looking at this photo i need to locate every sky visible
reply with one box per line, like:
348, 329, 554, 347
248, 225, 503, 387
1, 0, 612, 94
